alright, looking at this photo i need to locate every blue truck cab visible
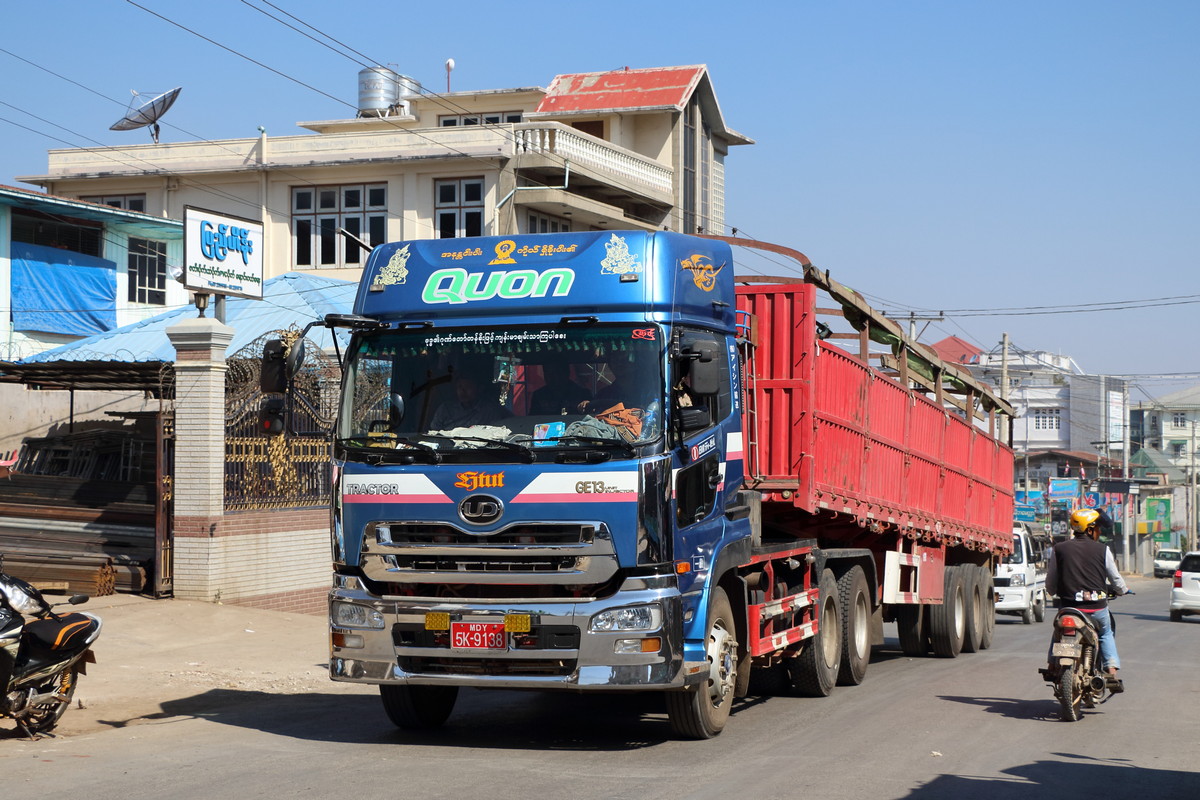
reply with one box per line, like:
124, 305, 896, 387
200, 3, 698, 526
325, 231, 750, 729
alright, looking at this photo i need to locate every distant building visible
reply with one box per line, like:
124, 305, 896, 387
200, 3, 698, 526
945, 338, 1130, 488
17, 64, 752, 283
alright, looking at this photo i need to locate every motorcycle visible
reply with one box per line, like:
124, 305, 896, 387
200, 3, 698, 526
1038, 591, 1129, 722
1, 573, 101, 738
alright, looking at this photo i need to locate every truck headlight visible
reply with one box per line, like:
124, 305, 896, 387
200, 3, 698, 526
1009, 574, 1026, 587
589, 604, 662, 632
331, 601, 385, 629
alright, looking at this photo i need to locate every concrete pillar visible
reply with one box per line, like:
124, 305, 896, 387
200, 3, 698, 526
167, 315, 234, 601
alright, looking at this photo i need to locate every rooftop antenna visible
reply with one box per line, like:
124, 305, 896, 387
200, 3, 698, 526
110, 87, 182, 144
445, 58, 454, 93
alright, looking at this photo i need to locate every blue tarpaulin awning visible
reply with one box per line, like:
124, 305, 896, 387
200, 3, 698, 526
10, 242, 117, 336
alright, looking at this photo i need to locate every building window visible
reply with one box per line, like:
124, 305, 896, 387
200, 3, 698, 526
81, 194, 146, 213
10, 209, 103, 257
1171, 412, 1187, 428
525, 211, 571, 234
292, 184, 387, 268
435, 178, 484, 238
128, 238, 167, 305
439, 112, 522, 127
1172, 442, 1186, 457
1032, 408, 1061, 431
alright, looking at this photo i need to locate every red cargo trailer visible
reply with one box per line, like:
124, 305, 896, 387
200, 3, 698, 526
693, 236, 1015, 716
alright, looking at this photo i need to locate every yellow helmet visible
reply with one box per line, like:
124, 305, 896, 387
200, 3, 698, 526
1069, 508, 1100, 533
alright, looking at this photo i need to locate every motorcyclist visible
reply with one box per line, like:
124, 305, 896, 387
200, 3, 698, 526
0, 571, 51, 710
1045, 508, 1128, 691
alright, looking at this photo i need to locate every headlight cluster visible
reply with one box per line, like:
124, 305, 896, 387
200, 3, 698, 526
1009, 574, 1026, 587
589, 604, 662, 632
330, 601, 385, 629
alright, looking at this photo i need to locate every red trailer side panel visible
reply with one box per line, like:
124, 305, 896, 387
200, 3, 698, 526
736, 282, 1014, 552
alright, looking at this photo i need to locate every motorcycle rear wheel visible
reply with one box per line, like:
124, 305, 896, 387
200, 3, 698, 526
20, 666, 78, 734
1057, 667, 1081, 722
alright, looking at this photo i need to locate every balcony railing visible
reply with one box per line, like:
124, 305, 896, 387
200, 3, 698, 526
512, 123, 673, 196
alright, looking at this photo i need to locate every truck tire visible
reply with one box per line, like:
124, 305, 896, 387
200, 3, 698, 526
836, 566, 871, 685
977, 566, 996, 649
930, 566, 965, 657
896, 604, 928, 656
666, 587, 738, 739
788, 569, 841, 697
1021, 603, 1035, 625
961, 565, 985, 653
380, 685, 458, 730
1033, 591, 1046, 623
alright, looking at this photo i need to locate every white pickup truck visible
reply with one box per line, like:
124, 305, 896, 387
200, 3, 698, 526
994, 525, 1049, 623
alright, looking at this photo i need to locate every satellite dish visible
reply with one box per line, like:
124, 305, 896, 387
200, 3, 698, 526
110, 87, 181, 143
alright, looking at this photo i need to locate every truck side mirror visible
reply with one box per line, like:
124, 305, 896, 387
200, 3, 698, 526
681, 339, 721, 396
678, 406, 711, 433
261, 339, 289, 394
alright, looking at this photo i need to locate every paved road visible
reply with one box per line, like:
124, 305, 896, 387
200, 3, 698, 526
1, 575, 1194, 799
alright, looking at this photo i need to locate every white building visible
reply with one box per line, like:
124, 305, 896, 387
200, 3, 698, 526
18, 64, 751, 285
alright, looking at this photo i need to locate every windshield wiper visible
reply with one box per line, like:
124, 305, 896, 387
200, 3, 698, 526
335, 436, 442, 464
419, 434, 535, 463
541, 435, 636, 457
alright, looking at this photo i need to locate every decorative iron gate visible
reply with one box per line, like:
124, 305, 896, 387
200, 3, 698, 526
224, 329, 340, 511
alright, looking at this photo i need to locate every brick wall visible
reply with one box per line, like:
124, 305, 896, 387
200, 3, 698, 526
173, 507, 330, 614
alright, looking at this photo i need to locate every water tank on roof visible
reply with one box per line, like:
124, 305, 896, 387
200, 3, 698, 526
357, 68, 422, 118
358, 67, 399, 117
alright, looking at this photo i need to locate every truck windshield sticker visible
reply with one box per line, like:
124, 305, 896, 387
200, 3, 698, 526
680, 254, 724, 292
372, 244, 411, 289
600, 233, 642, 275
422, 330, 567, 347
632, 328, 656, 341
422, 267, 575, 305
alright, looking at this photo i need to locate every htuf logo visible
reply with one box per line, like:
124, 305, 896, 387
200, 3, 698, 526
459, 494, 503, 525
454, 471, 505, 491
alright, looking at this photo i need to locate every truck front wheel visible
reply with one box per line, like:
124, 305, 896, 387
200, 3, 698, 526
380, 685, 459, 730
666, 587, 738, 739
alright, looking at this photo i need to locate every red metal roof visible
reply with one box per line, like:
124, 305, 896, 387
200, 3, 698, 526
535, 65, 707, 114
930, 335, 982, 365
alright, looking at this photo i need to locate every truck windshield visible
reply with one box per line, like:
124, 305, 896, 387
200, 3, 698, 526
1003, 534, 1025, 564
338, 323, 665, 457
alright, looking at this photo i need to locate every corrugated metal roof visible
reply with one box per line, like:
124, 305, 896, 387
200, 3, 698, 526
534, 65, 707, 114
0, 273, 355, 394
0, 184, 183, 239
18, 272, 354, 363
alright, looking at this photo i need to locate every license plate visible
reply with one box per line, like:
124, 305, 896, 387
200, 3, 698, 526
451, 621, 507, 650
1052, 642, 1081, 657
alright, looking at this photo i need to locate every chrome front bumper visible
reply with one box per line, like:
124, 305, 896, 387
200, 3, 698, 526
328, 573, 694, 690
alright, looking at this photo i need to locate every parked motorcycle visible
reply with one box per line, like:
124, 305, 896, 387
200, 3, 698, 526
1037, 592, 1128, 722
1, 572, 100, 737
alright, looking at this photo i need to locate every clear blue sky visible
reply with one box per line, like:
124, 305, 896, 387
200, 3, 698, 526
1, 1, 1196, 399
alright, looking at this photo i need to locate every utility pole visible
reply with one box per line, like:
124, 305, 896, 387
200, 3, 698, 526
1191, 421, 1197, 553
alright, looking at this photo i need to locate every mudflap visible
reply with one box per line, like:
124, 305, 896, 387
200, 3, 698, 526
78, 649, 96, 675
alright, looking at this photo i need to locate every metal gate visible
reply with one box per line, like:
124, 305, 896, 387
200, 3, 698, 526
224, 329, 340, 511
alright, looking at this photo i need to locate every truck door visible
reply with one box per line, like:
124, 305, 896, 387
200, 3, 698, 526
672, 332, 740, 602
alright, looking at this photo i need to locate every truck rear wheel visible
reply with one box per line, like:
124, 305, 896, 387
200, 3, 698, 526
380, 685, 459, 730
666, 587, 737, 739
788, 569, 841, 697
895, 604, 927, 656
930, 566, 965, 658
836, 566, 871, 685
961, 565, 985, 653
978, 566, 996, 649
